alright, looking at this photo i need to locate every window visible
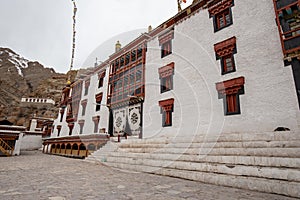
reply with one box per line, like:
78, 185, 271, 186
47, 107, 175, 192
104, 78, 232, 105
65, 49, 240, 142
95, 93, 103, 112
159, 62, 175, 93
68, 123, 74, 136
98, 71, 106, 88
222, 54, 235, 74
57, 125, 62, 137
159, 30, 174, 58
98, 77, 104, 88
216, 9, 232, 30
84, 79, 90, 96
81, 99, 87, 116
216, 77, 245, 115
59, 108, 65, 122
78, 120, 85, 135
159, 98, 174, 127
92, 116, 100, 133
214, 37, 237, 75
161, 41, 172, 58
208, 0, 234, 32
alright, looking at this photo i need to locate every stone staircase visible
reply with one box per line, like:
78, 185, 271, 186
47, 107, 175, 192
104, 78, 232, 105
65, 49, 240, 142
85, 140, 119, 163
85, 131, 300, 198
0, 138, 14, 156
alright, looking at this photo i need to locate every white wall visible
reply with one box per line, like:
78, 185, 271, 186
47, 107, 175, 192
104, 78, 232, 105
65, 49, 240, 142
76, 66, 110, 135
143, 0, 299, 139
51, 65, 110, 138
13, 132, 23, 156
20, 134, 42, 150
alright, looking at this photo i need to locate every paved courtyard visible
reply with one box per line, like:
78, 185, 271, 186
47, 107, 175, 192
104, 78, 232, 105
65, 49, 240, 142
0, 151, 297, 200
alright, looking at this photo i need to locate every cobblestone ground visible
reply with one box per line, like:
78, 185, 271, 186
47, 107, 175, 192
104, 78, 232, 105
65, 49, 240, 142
0, 151, 297, 200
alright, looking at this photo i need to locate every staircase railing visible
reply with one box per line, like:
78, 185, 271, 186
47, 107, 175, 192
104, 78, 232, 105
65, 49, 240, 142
0, 138, 14, 156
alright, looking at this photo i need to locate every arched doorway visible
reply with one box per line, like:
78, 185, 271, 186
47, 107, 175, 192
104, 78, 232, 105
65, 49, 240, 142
51, 144, 56, 154
56, 144, 61, 154
61, 144, 66, 154
66, 143, 72, 155
72, 143, 79, 156
79, 143, 87, 157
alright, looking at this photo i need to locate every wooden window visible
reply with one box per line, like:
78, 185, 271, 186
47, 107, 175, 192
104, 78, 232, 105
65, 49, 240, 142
216, 9, 232, 30
84, 79, 90, 96
68, 123, 74, 136
107, 44, 146, 106
78, 120, 85, 135
209, 0, 234, 32
95, 93, 103, 112
98, 71, 106, 88
59, 108, 65, 122
159, 98, 174, 127
216, 77, 245, 115
81, 99, 87, 116
57, 125, 62, 137
161, 41, 172, 58
92, 116, 100, 133
222, 54, 235, 74
159, 62, 175, 93
159, 30, 174, 58
214, 37, 237, 75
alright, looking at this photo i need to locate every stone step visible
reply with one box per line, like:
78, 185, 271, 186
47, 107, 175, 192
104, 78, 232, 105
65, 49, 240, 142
120, 132, 300, 145
106, 156, 300, 182
118, 140, 300, 149
85, 141, 119, 163
117, 147, 300, 158
107, 152, 300, 168
105, 162, 300, 198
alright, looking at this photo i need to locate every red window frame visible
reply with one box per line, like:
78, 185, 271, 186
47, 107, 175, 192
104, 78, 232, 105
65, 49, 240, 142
214, 36, 237, 75
208, 0, 234, 32
159, 98, 174, 127
222, 54, 235, 74
216, 9, 231, 30
161, 41, 172, 58
216, 77, 245, 116
159, 62, 175, 93
108, 45, 146, 106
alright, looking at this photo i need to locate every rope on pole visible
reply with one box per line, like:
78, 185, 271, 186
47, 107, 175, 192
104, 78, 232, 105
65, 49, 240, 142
69, 0, 77, 72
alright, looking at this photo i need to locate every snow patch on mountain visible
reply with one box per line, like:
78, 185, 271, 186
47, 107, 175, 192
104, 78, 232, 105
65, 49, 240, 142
8, 59, 23, 77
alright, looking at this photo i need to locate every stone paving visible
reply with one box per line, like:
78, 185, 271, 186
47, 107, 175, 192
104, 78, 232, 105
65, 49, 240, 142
0, 151, 297, 200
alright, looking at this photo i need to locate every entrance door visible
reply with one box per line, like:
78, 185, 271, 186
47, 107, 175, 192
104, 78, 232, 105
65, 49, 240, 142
113, 103, 142, 137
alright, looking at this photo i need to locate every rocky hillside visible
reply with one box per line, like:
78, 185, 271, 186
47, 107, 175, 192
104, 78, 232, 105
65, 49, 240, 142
0, 47, 73, 127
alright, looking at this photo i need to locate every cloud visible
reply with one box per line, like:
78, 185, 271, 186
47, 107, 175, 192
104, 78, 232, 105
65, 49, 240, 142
0, 0, 185, 73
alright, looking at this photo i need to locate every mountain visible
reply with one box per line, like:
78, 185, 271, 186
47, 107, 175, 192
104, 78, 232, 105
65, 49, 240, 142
0, 47, 73, 127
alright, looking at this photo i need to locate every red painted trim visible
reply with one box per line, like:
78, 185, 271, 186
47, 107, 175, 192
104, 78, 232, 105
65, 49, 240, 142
216, 76, 245, 95
78, 120, 85, 125
95, 93, 103, 102
214, 36, 236, 57
158, 62, 175, 78
98, 71, 106, 79
158, 30, 174, 45
92, 116, 100, 123
208, 0, 233, 16
81, 99, 88, 106
159, 98, 175, 111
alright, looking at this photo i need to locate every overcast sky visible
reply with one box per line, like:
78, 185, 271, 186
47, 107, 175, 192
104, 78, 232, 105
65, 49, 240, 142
0, 0, 193, 73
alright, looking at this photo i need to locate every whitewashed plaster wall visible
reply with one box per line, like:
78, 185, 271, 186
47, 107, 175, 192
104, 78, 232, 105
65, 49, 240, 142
20, 134, 42, 150
143, 0, 299, 139
51, 66, 110, 137
13, 132, 23, 156
76, 66, 110, 135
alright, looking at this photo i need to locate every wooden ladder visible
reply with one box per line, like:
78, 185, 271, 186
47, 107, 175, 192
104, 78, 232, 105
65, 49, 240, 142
0, 138, 14, 156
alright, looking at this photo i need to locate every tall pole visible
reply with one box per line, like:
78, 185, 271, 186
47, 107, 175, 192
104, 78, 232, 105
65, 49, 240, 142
68, 0, 77, 83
